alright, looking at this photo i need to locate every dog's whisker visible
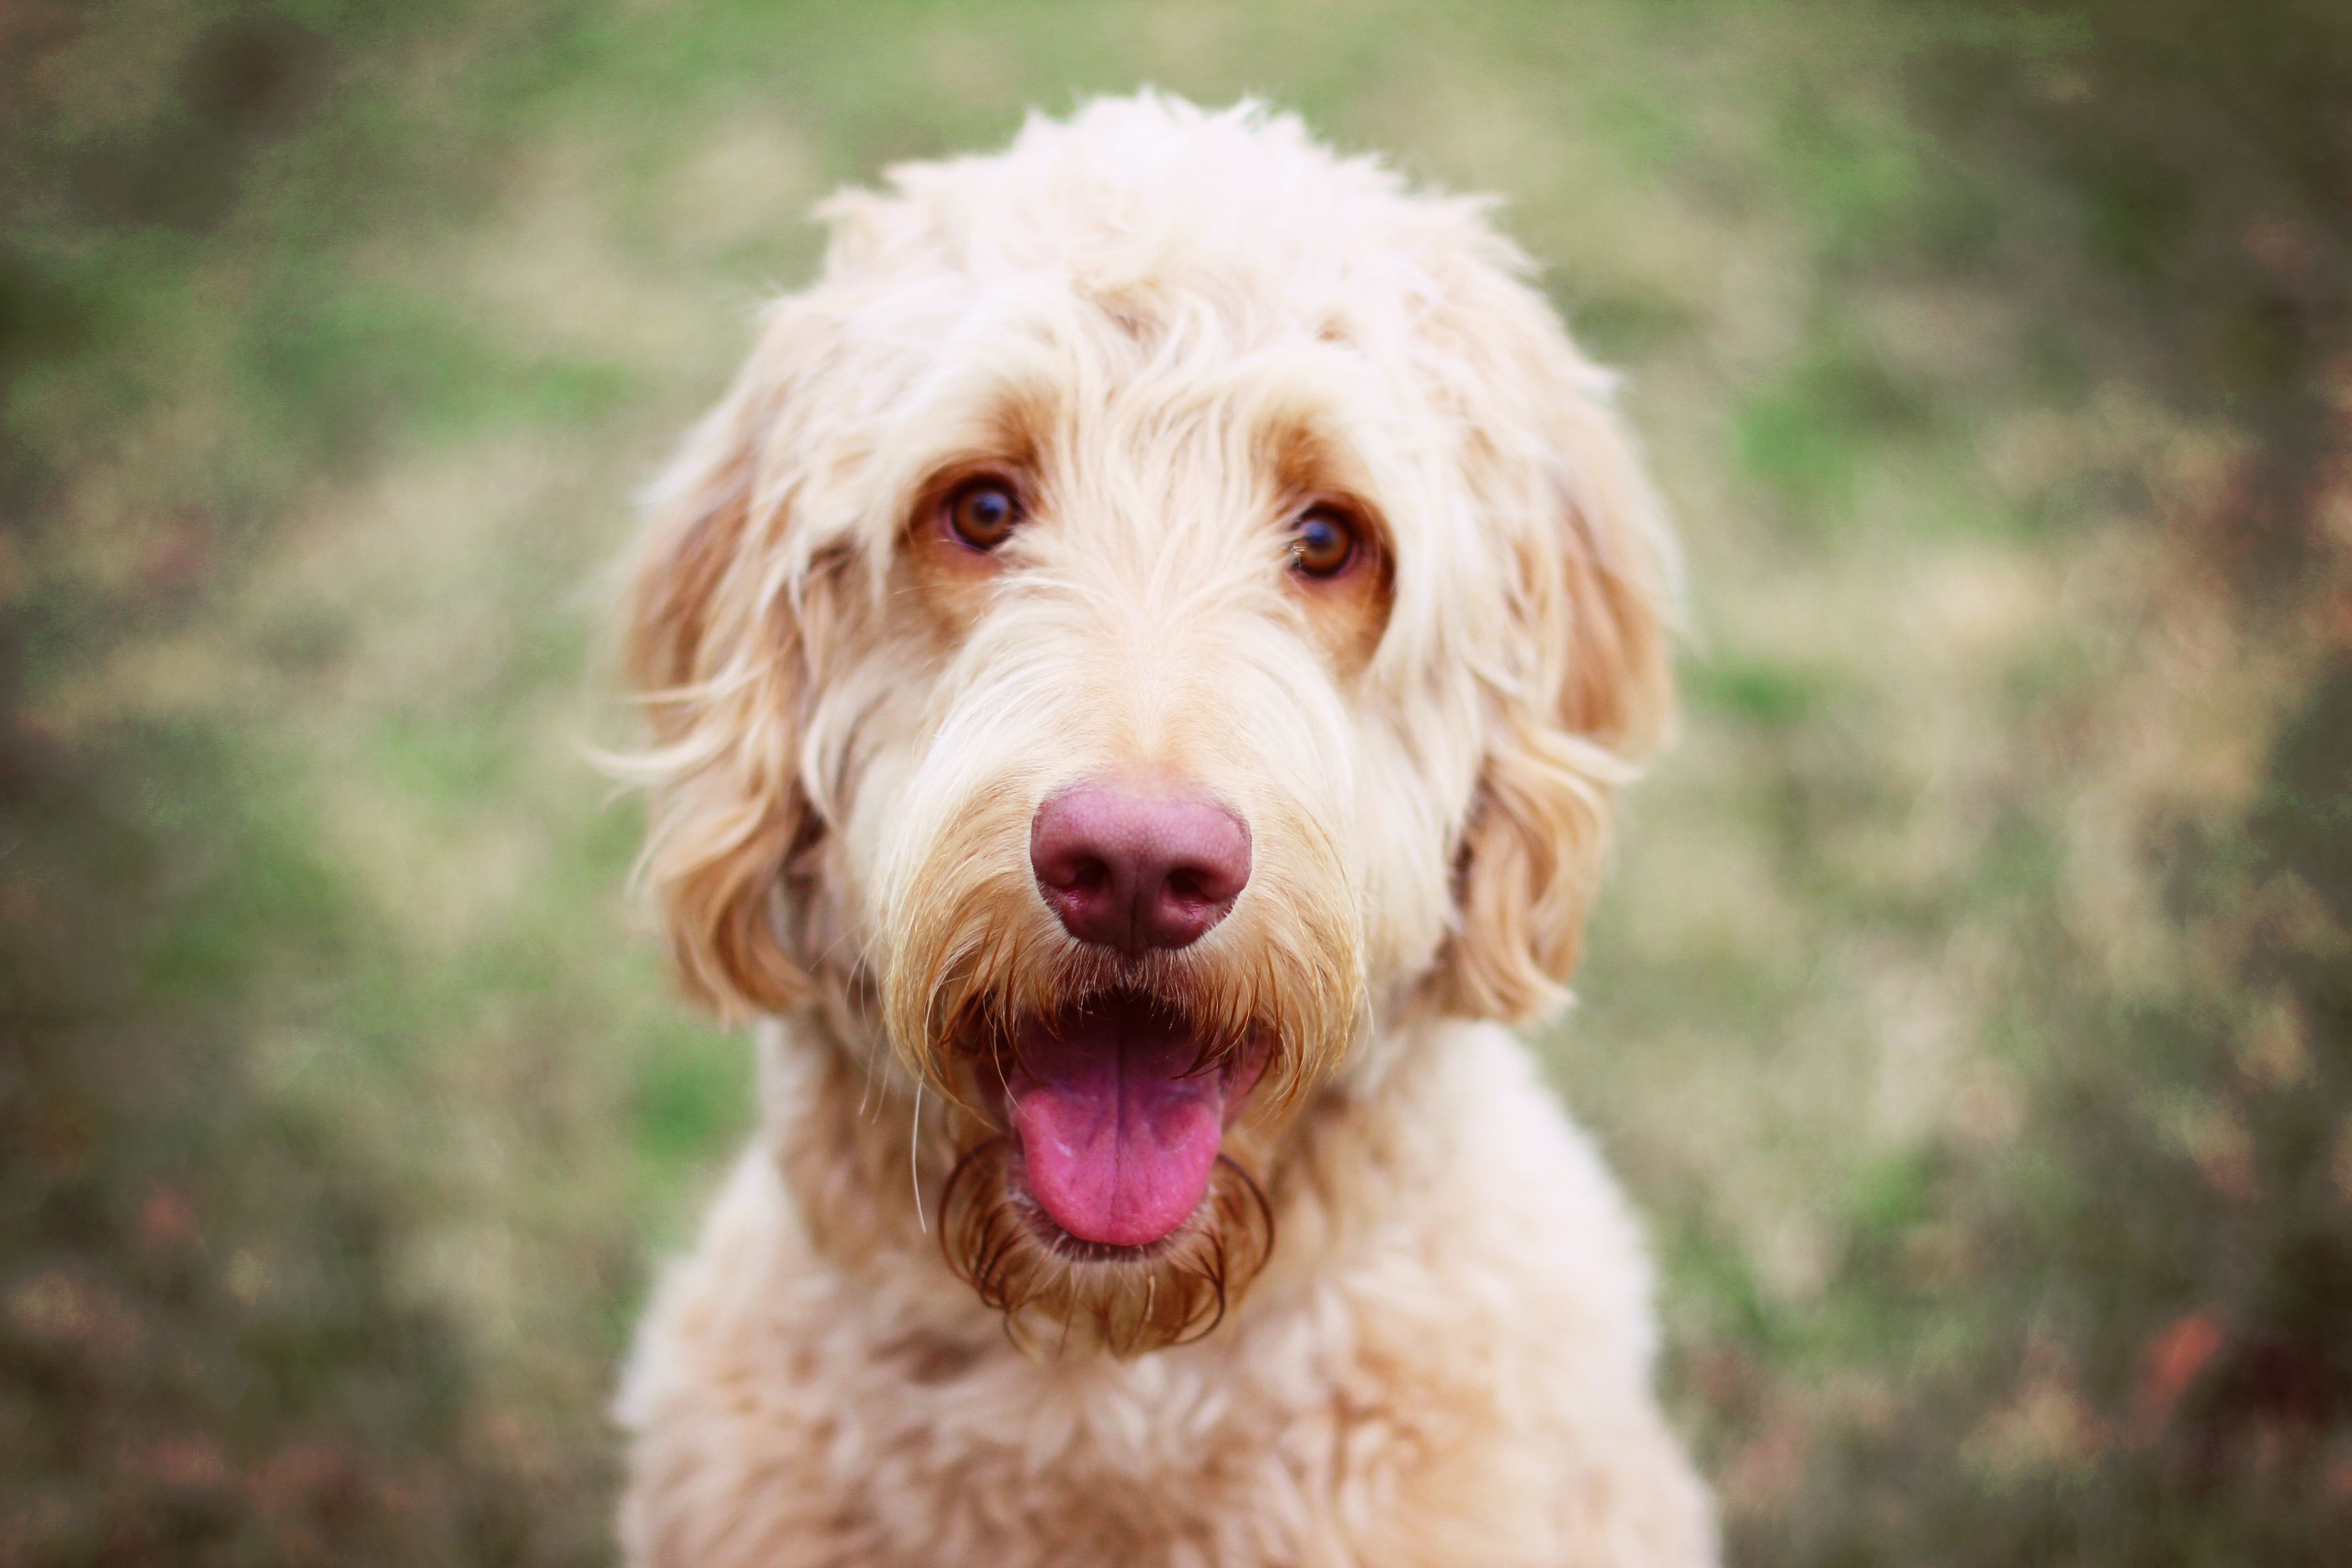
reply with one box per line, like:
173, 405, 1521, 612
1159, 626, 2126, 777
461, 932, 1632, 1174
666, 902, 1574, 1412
909, 1077, 928, 1235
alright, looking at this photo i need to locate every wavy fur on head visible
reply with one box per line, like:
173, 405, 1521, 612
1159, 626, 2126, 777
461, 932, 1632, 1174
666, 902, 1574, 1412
612, 93, 1713, 1567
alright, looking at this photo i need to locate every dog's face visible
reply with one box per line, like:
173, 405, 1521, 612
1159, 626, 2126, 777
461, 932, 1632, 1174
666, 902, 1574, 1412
620, 99, 1673, 1352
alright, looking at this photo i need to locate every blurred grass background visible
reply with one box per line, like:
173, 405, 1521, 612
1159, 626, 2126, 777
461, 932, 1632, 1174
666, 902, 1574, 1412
4, 1, 2349, 1563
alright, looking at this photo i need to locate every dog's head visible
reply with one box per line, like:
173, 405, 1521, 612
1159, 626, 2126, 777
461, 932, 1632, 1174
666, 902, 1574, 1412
619, 96, 1673, 1352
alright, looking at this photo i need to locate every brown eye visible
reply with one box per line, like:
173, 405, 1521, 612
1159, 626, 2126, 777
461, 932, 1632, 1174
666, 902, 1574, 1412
1288, 505, 1358, 578
945, 478, 1023, 551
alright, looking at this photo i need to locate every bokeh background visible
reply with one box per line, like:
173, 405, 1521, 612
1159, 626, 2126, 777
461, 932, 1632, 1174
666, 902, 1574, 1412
5, 1, 2349, 1563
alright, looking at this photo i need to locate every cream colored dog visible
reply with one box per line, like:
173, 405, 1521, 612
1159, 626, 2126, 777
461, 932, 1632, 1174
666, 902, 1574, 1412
611, 93, 1715, 1568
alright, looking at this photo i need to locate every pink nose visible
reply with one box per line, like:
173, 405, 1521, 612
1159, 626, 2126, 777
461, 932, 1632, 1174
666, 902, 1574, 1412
1030, 787, 1252, 953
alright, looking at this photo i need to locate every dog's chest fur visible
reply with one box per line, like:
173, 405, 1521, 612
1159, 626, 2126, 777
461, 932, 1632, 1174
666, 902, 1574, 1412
617, 1021, 1714, 1568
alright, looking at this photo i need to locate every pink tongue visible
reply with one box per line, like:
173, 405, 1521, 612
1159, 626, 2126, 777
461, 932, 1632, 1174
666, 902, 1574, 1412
1009, 1000, 1228, 1248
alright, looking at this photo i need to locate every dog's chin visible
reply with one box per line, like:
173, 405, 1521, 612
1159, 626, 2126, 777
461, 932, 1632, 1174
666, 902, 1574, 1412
938, 988, 1277, 1354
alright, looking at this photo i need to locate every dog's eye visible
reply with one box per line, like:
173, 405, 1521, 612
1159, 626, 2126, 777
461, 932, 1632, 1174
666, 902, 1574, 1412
1287, 505, 1358, 579
945, 478, 1024, 551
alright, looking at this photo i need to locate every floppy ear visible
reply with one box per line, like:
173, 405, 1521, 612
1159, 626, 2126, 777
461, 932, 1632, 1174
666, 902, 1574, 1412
620, 304, 853, 1020
1432, 343, 1678, 1024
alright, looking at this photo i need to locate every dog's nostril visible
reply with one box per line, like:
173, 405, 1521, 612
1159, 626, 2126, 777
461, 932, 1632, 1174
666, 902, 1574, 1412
1030, 785, 1252, 953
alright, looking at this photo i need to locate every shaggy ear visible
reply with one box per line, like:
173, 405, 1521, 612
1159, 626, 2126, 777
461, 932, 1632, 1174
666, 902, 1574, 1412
620, 307, 849, 1020
1434, 363, 1677, 1024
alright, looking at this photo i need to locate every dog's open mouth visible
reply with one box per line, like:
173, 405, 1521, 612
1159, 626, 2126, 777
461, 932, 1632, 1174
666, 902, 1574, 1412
992, 991, 1267, 1251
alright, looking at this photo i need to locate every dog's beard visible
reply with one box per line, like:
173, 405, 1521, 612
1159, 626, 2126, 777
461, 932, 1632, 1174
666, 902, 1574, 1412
921, 988, 1277, 1356
938, 1132, 1275, 1357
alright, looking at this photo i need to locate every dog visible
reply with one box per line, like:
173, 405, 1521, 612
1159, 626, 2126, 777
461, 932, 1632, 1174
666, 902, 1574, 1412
609, 93, 1716, 1568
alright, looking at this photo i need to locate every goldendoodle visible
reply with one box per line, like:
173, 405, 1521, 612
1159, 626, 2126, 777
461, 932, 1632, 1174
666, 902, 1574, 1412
611, 92, 1715, 1568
